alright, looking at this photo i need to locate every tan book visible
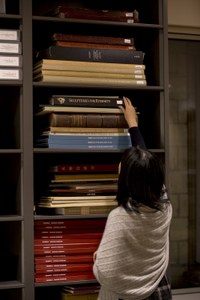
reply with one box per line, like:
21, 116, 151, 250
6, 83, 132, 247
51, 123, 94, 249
38, 200, 117, 208
33, 69, 145, 80
33, 59, 146, 74
54, 205, 116, 215
34, 74, 147, 87
53, 173, 118, 181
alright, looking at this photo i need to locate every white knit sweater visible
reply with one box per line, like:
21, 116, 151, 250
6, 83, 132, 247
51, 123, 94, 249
93, 204, 172, 300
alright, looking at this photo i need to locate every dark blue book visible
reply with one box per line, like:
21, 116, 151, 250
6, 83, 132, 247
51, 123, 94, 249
35, 45, 145, 64
36, 143, 131, 150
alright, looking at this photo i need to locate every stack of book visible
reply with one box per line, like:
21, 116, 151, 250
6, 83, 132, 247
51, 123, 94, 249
37, 162, 118, 215
0, 29, 22, 80
34, 219, 106, 283
33, 31, 146, 87
34, 95, 132, 150
61, 284, 100, 300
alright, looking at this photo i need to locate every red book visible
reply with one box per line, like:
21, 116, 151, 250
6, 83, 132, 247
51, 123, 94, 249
52, 33, 134, 46
50, 163, 118, 173
35, 271, 95, 283
34, 245, 98, 255
34, 232, 103, 240
35, 262, 93, 274
34, 237, 101, 246
34, 218, 106, 229
34, 254, 93, 264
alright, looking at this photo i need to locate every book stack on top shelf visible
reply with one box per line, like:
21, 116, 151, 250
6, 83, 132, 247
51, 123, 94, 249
33, 6, 146, 87
34, 218, 106, 283
34, 95, 132, 150
0, 29, 22, 80
36, 162, 118, 215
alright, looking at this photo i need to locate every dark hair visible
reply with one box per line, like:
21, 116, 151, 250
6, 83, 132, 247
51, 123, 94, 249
116, 146, 169, 212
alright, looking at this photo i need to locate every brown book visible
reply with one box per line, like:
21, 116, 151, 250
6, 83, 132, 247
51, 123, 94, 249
52, 33, 134, 46
47, 6, 139, 23
54, 40, 136, 51
37, 112, 128, 128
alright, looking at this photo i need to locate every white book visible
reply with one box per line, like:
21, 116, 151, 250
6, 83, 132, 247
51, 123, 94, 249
0, 29, 20, 41
0, 68, 22, 80
0, 42, 22, 54
0, 55, 22, 67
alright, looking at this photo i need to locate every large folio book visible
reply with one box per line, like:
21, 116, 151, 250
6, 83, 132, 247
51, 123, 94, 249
46, 127, 128, 134
46, 6, 139, 23
0, 41, 22, 54
0, 55, 22, 67
48, 205, 116, 216
34, 59, 146, 74
54, 40, 136, 51
35, 45, 144, 64
36, 112, 127, 128
34, 254, 94, 264
50, 163, 118, 173
0, 68, 22, 80
52, 33, 134, 46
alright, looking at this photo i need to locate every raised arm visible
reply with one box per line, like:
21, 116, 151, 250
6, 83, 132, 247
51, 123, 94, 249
119, 97, 146, 149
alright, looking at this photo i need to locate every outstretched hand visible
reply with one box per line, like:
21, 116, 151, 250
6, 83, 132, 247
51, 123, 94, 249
119, 97, 138, 128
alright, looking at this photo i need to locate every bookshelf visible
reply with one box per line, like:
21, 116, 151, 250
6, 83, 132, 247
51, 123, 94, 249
0, 0, 169, 299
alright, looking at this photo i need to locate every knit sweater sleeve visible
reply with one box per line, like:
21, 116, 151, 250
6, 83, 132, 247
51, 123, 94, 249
128, 126, 146, 149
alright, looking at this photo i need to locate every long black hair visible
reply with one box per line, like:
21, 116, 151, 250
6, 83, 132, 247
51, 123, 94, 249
116, 146, 169, 212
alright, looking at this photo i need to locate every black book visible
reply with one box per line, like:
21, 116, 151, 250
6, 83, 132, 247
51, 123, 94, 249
35, 45, 144, 65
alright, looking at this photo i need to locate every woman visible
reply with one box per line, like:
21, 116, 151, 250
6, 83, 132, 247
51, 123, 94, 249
93, 97, 172, 299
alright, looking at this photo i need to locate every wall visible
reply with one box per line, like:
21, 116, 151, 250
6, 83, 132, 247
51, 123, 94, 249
168, 0, 200, 35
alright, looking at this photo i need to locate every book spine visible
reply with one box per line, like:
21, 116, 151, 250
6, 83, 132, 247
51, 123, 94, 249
0, 29, 20, 41
34, 245, 98, 255
0, 55, 22, 67
0, 68, 22, 80
37, 143, 131, 150
37, 46, 144, 64
55, 205, 116, 215
0, 41, 22, 54
35, 263, 93, 273
52, 33, 134, 46
34, 238, 101, 246
49, 95, 123, 107
48, 113, 127, 128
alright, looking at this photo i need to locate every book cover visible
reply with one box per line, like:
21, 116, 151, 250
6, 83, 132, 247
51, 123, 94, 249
48, 95, 123, 108
34, 73, 147, 87
52, 33, 134, 46
34, 59, 146, 74
35, 45, 144, 64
